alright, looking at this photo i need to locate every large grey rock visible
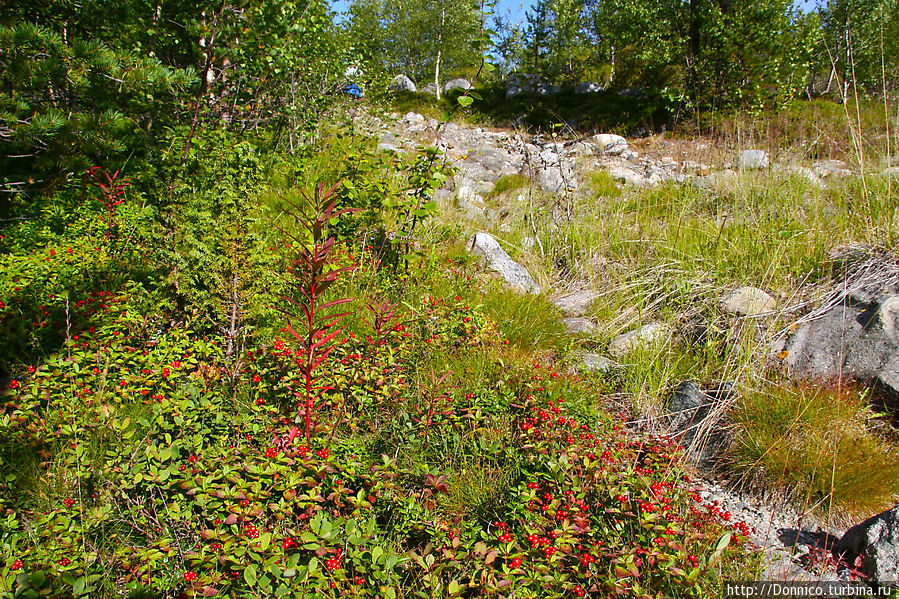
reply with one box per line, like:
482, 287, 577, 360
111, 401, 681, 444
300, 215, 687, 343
443, 78, 472, 92
781, 291, 899, 398
468, 232, 540, 294
736, 149, 770, 170
553, 290, 599, 316
575, 81, 604, 94
536, 166, 574, 193
608, 323, 670, 357
836, 505, 899, 586
388, 74, 417, 93
720, 286, 776, 316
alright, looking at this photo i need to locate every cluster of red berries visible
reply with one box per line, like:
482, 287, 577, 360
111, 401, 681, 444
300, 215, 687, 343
265, 447, 278, 458
325, 550, 342, 571
353, 576, 365, 585
526, 532, 553, 549
57, 558, 71, 567
63, 498, 75, 508
574, 585, 586, 597
316, 448, 329, 459
184, 570, 198, 582
688, 554, 699, 567
282, 538, 297, 550
579, 552, 596, 567
11, 559, 23, 570
245, 524, 259, 539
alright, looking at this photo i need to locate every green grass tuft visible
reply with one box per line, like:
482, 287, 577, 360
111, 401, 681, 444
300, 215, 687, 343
729, 381, 899, 522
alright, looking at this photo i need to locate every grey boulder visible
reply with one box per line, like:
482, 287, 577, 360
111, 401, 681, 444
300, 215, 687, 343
388, 74, 417, 92
836, 505, 899, 586
468, 232, 540, 294
444, 78, 472, 92
608, 323, 670, 357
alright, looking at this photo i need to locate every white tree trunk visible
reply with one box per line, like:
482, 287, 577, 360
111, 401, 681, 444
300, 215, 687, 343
435, 6, 445, 100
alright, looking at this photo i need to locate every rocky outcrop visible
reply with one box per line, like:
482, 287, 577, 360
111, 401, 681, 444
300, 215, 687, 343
468, 232, 540, 294
506, 74, 559, 98
779, 251, 899, 399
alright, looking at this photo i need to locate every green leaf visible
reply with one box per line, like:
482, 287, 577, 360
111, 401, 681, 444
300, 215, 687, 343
244, 564, 258, 586
456, 96, 474, 107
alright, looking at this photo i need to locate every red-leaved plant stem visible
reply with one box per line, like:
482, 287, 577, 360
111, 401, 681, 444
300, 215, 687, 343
276, 182, 359, 447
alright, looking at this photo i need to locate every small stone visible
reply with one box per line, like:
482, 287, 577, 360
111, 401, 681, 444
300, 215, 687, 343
608, 323, 670, 357
575, 352, 619, 373
563, 317, 595, 334
720, 287, 776, 316
736, 149, 769, 170
592, 133, 628, 155
553, 290, 599, 316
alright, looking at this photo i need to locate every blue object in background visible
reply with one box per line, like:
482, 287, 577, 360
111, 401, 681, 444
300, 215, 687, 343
343, 83, 364, 98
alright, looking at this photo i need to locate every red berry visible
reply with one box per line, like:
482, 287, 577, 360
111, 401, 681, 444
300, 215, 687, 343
511, 557, 523, 568
11, 559, 23, 570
